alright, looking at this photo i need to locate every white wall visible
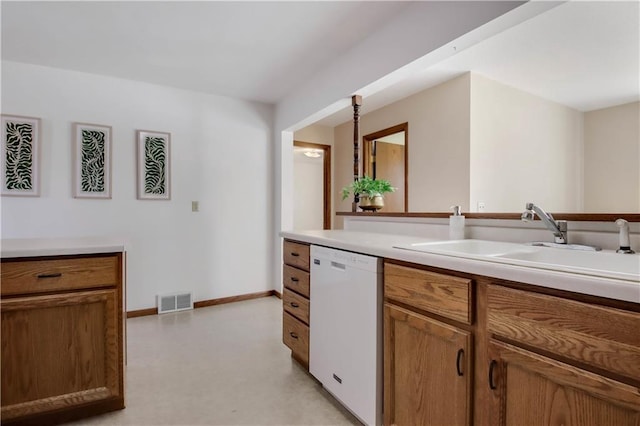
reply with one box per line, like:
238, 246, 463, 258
470, 73, 583, 212
584, 102, 640, 212
294, 124, 334, 147
1, 61, 274, 311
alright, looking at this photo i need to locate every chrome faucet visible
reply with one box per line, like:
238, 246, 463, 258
615, 219, 635, 254
521, 202, 567, 244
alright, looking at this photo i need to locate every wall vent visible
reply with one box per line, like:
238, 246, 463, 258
157, 292, 193, 314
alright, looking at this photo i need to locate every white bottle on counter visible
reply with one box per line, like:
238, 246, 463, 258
449, 205, 466, 240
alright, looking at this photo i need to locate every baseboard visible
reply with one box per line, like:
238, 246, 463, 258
127, 308, 157, 318
127, 290, 277, 318
194, 290, 275, 308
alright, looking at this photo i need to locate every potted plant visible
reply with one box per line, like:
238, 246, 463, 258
341, 175, 396, 211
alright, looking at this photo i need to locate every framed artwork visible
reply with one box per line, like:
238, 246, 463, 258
73, 122, 112, 199
136, 130, 171, 200
1, 114, 41, 196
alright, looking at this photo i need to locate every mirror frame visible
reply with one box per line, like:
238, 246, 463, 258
362, 122, 408, 212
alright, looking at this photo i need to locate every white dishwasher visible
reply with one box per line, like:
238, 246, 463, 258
310, 245, 382, 426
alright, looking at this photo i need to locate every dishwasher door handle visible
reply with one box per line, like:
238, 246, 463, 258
331, 261, 346, 270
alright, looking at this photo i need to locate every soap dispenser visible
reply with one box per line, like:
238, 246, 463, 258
449, 205, 466, 240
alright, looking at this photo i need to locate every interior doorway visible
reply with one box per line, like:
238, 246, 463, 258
293, 141, 331, 230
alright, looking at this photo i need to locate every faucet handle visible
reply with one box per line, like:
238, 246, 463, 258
615, 219, 635, 254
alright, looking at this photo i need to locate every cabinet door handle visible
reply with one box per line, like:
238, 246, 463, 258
37, 273, 62, 279
456, 348, 464, 376
290, 252, 300, 257
290, 302, 299, 308
290, 277, 299, 282
289, 332, 298, 339
489, 360, 498, 390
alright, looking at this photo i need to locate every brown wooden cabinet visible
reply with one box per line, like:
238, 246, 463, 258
384, 303, 472, 426
1, 253, 125, 425
487, 340, 640, 426
282, 239, 311, 369
383, 260, 640, 426
486, 284, 640, 426
384, 262, 473, 426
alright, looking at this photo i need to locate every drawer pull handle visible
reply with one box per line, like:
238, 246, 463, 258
37, 273, 62, 279
456, 348, 464, 376
289, 332, 298, 339
290, 252, 300, 257
290, 277, 299, 282
489, 360, 498, 390
290, 302, 299, 308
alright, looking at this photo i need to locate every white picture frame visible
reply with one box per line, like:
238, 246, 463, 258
1, 114, 41, 197
73, 122, 112, 199
136, 130, 171, 200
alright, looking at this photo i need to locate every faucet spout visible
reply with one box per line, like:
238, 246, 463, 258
521, 202, 567, 244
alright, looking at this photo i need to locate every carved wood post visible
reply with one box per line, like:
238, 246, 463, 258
352, 95, 362, 212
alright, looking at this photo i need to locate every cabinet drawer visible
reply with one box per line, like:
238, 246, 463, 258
283, 240, 310, 271
487, 285, 640, 381
283, 311, 309, 367
384, 263, 472, 324
1, 255, 119, 296
283, 264, 310, 297
283, 288, 310, 325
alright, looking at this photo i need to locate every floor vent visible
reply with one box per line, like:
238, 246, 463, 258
157, 292, 193, 314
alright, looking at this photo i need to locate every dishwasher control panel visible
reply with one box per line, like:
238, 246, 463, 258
311, 245, 380, 272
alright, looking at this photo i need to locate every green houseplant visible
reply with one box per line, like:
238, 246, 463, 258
341, 175, 396, 210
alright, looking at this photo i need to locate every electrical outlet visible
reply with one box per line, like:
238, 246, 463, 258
192, 201, 199, 212
477, 202, 486, 212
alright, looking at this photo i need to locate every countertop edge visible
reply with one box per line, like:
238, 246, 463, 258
1, 238, 126, 259
281, 230, 640, 304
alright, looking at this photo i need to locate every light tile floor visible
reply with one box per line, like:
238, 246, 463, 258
69, 297, 359, 425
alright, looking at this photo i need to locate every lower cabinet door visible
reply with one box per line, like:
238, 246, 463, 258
384, 303, 472, 426
487, 340, 640, 426
1, 289, 123, 423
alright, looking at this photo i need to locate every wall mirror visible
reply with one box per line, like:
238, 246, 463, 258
327, 1, 639, 215
362, 123, 407, 212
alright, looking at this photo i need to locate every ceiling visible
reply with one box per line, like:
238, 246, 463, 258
1, 1, 409, 104
317, 0, 640, 126
2, 1, 638, 125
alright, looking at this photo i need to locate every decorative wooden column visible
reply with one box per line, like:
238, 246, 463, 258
352, 94, 362, 212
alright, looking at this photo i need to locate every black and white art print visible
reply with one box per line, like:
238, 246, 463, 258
136, 130, 171, 200
73, 122, 112, 199
1, 114, 41, 197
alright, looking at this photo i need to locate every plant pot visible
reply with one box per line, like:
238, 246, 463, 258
359, 193, 384, 211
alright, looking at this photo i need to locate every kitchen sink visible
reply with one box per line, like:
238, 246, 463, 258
494, 249, 640, 281
394, 239, 640, 282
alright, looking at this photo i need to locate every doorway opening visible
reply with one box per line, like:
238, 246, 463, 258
293, 141, 331, 230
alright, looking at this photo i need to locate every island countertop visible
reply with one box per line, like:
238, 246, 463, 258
1, 236, 126, 258
280, 229, 640, 304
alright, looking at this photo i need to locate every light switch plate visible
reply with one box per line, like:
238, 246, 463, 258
192, 201, 199, 212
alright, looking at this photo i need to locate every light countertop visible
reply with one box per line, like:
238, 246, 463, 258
1, 237, 126, 258
281, 230, 640, 304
